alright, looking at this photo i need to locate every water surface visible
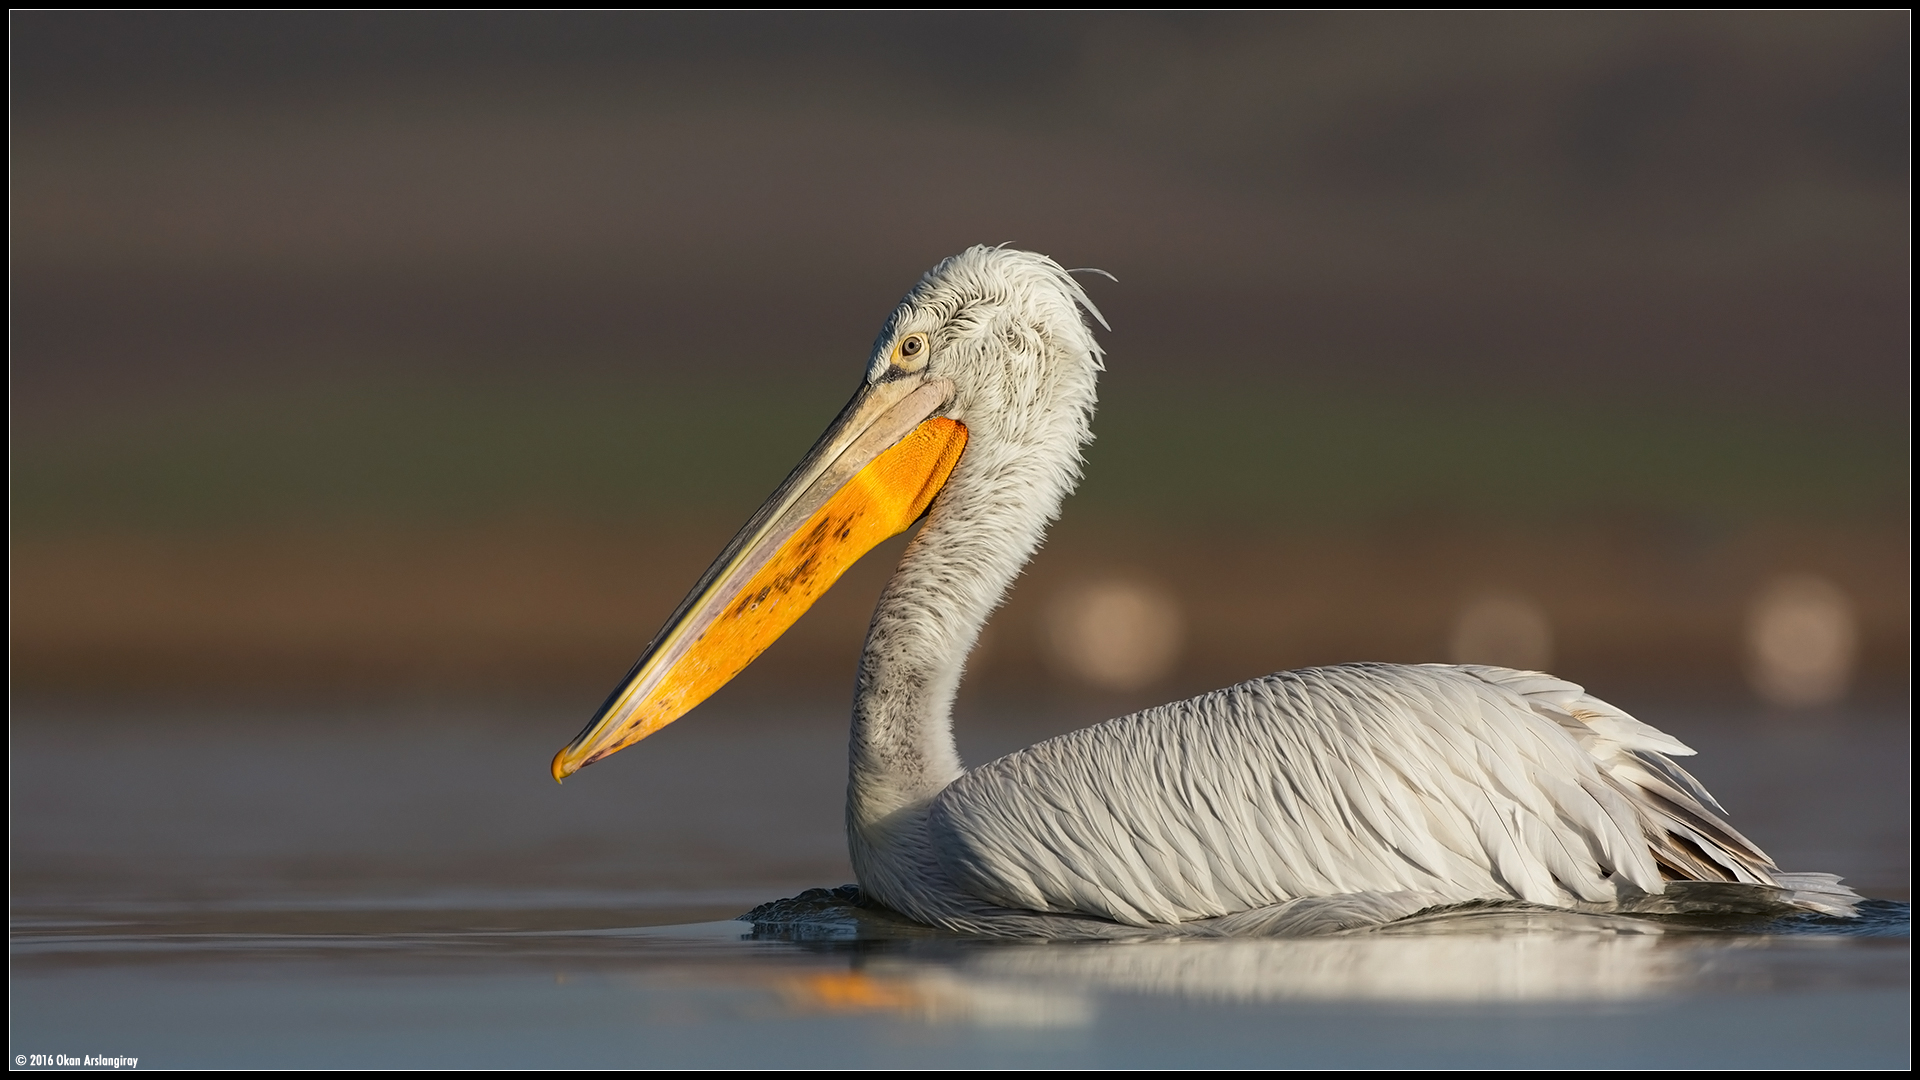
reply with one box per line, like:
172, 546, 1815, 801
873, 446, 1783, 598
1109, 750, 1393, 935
11, 700, 1909, 1067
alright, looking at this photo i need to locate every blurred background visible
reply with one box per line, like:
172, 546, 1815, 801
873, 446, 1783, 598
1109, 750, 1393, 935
9, 26, 1912, 1061
12, 11, 1908, 714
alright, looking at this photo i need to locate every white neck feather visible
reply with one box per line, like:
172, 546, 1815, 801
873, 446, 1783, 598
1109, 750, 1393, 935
845, 450, 1051, 815
846, 390, 1096, 889
840, 247, 1104, 912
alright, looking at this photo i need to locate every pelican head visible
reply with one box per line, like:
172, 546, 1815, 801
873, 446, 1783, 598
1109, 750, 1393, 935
552, 247, 1108, 780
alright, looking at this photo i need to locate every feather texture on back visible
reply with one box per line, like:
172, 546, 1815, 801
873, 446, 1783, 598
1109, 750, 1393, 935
928, 664, 1851, 926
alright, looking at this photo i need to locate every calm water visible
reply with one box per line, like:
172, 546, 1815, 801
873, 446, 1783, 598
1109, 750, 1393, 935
11, 698, 1910, 1067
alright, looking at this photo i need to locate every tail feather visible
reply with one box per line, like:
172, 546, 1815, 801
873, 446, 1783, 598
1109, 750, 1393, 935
1460, 666, 1861, 916
1770, 872, 1864, 917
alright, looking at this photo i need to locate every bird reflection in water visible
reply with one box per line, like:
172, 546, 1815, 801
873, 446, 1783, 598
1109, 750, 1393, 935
776, 928, 1696, 1026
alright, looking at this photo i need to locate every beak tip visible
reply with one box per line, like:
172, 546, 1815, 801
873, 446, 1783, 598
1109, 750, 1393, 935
551, 749, 575, 783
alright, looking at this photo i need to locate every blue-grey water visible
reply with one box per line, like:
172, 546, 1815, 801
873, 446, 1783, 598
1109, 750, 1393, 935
10, 698, 1909, 1068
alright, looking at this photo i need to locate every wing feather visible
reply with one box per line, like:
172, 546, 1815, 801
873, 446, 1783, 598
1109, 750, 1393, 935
928, 663, 1850, 925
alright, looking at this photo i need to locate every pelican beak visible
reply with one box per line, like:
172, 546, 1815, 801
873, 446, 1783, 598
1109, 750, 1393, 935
551, 374, 967, 780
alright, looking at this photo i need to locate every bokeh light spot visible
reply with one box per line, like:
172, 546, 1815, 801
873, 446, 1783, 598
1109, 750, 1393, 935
1448, 593, 1554, 672
1046, 578, 1185, 692
1746, 573, 1857, 708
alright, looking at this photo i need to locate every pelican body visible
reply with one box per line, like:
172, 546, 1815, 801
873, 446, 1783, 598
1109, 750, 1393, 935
553, 247, 1857, 935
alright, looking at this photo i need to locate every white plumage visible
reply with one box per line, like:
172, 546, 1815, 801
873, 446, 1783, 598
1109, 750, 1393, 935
835, 247, 1855, 934
568, 245, 1859, 936
931, 664, 1858, 929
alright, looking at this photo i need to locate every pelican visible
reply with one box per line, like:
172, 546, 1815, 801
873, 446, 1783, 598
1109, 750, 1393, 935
552, 247, 1859, 936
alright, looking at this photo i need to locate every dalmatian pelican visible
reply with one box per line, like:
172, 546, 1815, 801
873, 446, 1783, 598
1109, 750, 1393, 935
551, 246, 1859, 935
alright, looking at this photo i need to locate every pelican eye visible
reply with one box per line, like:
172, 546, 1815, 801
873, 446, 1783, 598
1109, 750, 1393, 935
891, 333, 931, 373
